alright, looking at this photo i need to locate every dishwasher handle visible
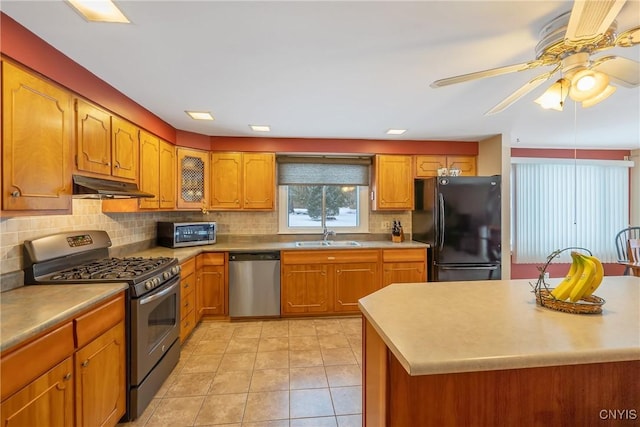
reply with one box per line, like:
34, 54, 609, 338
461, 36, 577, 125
228, 251, 281, 262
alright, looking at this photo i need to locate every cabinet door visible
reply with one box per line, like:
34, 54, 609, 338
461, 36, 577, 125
110, 117, 139, 181
0, 357, 74, 427
372, 155, 413, 210
210, 152, 242, 209
414, 155, 446, 178
138, 130, 160, 209
177, 148, 209, 210
197, 265, 226, 316
334, 262, 380, 312
447, 156, 477, 176
281, 264, 331, 314
243, 153, 275, 210
158, 140, 176, 209
382, 262, 426, 286
2, 61, 73, 212
76, 99, 112, 177
75, 321, 126, 427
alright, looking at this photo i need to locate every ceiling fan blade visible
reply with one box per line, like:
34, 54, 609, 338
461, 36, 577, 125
565, 0, 626, 45
485, 68, 559, 115
430, 60, 544, 88
593, 55, 640, 87
615, 25, 640, 47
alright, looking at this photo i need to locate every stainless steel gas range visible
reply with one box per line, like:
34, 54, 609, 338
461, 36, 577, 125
23, 230, 181, 421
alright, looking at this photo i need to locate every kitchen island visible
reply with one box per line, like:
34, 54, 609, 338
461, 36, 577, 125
359, 277, 640, 426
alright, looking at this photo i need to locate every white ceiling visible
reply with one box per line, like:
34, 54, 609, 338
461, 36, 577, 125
2, 0, 639, 150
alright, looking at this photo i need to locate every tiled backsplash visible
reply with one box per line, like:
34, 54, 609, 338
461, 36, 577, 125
0, 199, 409, 282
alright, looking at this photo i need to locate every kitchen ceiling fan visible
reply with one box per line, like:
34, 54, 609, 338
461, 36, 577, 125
431, 0, 640, 114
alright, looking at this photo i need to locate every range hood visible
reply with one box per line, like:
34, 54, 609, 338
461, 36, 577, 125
72, 175, 155, 199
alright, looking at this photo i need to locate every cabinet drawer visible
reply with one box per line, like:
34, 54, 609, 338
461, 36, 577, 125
1, 322, 74, 400
180, 309, 196, 341
382, 248, 426, 263
181, 272, 195, 295
181, 257, 196, 277
74, 293, 125, 349
283, 250, 379, 265
181, 288, 195, 319
199, 252, 225, 266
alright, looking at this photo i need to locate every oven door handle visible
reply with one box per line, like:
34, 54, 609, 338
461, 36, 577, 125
139, 278, 179, 305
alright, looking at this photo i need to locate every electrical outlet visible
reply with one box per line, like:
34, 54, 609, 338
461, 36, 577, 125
382, 221, 391, 230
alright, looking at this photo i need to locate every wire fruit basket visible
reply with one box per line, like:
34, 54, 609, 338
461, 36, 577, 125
530, 247, 605, 315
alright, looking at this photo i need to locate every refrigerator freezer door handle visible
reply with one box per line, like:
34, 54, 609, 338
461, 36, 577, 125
438, 192, 445, 251
439, 265, 500, 270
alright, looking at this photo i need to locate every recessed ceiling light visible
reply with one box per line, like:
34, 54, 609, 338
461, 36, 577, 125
250, 125, 271, 132
386, 129, 407, 135
185, 111, 214, 121
66, 0, 130, 23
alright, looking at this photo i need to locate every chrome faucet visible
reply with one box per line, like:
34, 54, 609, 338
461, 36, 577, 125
322, 227, 336, 242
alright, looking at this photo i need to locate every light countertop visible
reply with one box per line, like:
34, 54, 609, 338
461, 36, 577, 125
0, 283, 128, 352
358, 276, 640, 376
129, 240, 429, 263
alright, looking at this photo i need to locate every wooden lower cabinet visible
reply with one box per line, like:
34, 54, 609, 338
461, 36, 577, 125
0, 292, 126, 427
196, 253, 228, 318
0, 357, 74, 427
281, 263, 332, 314
180, 258, 197, 342
75, 321, 126, 427
281, 250, 381, 315
382, 249, 427, 286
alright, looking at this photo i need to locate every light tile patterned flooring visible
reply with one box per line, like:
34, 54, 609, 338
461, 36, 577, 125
120, 317, 363, 427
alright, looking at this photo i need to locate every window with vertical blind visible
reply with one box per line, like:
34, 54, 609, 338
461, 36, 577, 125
511, 158, 631, 263
277, 156, 370, 233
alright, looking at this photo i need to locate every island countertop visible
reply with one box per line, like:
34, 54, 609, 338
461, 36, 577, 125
358, 276, 640, 376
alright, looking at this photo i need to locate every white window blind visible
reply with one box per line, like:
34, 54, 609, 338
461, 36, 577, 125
512, 159, 630, 263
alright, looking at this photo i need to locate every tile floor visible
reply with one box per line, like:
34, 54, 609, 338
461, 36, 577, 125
120, 317, 363, 427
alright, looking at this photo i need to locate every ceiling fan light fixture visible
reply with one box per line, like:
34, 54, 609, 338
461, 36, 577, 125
534, 78, 570, 111
582, 84, 617, 108
570, 69, 609, 101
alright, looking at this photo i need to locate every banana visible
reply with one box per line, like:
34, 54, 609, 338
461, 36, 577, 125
551, 252, 583, 301
569, 255, 597, 302
582, 254, 604, 297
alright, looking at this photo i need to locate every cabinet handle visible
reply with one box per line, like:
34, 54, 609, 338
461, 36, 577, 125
81, 360, 90, 367
10, 190, 20, 197
63, 373, 72, 381
114, 162, 120, 169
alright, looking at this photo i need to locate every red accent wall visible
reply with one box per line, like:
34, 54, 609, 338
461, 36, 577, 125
510, 147, 632, 279
175, 130, 211, 151
0, 13, 176, 143
210, 136, 478, 155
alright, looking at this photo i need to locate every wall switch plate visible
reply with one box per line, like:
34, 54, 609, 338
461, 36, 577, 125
382, 221, 391, 230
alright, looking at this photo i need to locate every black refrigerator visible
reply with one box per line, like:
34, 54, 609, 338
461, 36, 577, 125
412, 176, 502, 282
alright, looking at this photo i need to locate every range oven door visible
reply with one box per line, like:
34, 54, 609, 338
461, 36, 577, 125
130, 275, 180, 385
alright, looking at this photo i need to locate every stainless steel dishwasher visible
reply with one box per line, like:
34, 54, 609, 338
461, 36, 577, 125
228, 251, 281, 318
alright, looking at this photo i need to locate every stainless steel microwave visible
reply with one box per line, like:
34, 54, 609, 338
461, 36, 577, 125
157, 221, 217, 248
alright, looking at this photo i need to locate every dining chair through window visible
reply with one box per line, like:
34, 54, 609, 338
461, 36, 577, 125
615, 226, 640, 275
627, 239, 640, 277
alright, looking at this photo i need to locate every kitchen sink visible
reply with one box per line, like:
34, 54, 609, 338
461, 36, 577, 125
326, 241, 361, 247
295, 241, 330, 247
294, 240, 361, 247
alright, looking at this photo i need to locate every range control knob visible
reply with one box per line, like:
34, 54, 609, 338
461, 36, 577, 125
145, 281, 153, 290
163, 272, 170, 280
172, 266, 181, 275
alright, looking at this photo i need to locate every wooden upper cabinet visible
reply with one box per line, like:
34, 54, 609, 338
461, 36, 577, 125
210, 152, 242, 209
244, 153, 275, 209
372, 155, 413, 210
210, 152, 274, 210
2, 61, 73, 213
415, 155, 476, 177
159, 140, 176, 209
110, 116, 139, 182
177, 148, 209, 210
76, 98, 140, 183
138, 130, 160, 209
76, 99, 112, 177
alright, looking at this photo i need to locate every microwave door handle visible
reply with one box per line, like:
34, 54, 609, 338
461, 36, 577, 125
139, 278, 179, 305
